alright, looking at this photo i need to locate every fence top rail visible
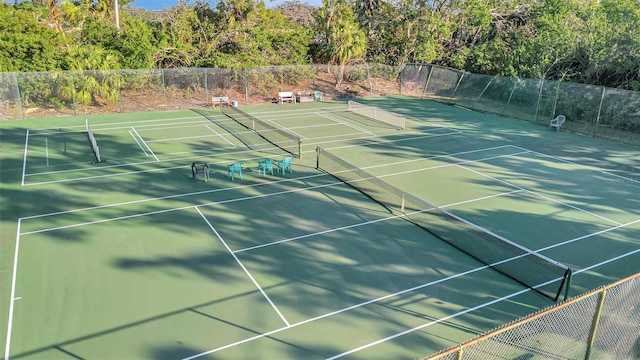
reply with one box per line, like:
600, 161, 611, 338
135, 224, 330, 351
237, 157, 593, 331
422, 271, 640, 360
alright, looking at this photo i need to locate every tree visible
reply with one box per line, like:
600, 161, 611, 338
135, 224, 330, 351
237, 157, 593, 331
0, 3, 67, 72
59, 44, 121, 106
315, 0, 366, 87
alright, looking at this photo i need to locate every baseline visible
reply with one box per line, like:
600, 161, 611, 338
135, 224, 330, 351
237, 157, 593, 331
181, 217, 640, 360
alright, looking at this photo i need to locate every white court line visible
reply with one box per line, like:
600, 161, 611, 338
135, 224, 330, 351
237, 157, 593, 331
250, 105, 346, 119
131, 127, 159, 161
316, 112, 375, 136
27, 116, 208, 135
21, 130, 29, 186
22, 118, 455, 179
129, 130, 148, 157
127, 120, 217, 132
196, 208, 290, 327
9, 180, 640, 360
283, 126, 307, 141
181, 216, 640, 360
145, 132, 223, 143
234, 189, 525, 253
337, 144, 514, 172
34, 120, 210, 137
45, 138, 49, 167
326, 241, 640, 359
21, 127, 459, 187
18, 178, 353, 235
18, 147, 527, 226
248, 116, 309, 140
4, 219, 21, 360
258, 117, 308, 141
513, 145, 640, 185
204, 125, 237, 147
456, 161, 623, 226
20, 150, 535, 236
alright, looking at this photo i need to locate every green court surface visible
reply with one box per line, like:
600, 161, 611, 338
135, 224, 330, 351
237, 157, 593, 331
1, 96, 639, 359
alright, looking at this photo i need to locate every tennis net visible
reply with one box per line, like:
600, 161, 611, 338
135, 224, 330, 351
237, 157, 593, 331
316, 147, 571, 302
86, 118, 101, 163
223, 106, 301, 158
347, 100, 406, 129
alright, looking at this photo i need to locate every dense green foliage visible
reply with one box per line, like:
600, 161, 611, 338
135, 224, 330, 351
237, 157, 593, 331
0, 0, 638, 90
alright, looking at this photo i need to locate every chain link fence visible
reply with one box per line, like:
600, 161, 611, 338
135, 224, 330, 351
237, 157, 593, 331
1, 64, 638, 145
0, 64, 400, 120
423, 272, 640, 360
401, 63, 640, 146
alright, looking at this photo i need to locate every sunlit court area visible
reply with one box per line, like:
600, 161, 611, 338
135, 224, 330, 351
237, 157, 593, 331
1, 96, 640, 359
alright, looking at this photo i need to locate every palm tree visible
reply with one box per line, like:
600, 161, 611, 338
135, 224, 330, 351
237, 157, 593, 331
59, 45, 121, 106
317, 0, 366, 88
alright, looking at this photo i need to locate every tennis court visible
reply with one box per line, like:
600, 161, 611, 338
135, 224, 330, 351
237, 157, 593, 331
1, 96, 639, 359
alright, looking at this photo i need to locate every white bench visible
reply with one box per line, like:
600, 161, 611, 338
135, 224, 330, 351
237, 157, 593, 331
211, 96, 229, 107
278, 91, 296, 104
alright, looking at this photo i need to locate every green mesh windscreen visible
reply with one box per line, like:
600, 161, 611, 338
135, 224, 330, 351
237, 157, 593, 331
316, 146, 571, 302
223, 106, 301, 157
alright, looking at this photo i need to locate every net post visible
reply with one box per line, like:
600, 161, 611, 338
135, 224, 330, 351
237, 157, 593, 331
563, 268, 572, 301
401, 192, 405, 213
315, 146, 320, 169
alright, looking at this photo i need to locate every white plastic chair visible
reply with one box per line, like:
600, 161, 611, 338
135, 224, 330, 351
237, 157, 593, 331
550, 115, 566, 132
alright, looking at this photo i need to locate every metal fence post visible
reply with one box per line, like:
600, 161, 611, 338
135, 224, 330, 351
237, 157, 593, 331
584, 288, 607, 360
204, 68, 209, 107
451, 71, 464, 101
421, 65, 433, 100
472, 75, 495, 109
117, 70, 122, 113
592, 86, 606, 138
161, 68, 167, 110
14, 73, 24, 119
243, 69, 248, 105
502, 78, 519, 116
70, 72, 77, 116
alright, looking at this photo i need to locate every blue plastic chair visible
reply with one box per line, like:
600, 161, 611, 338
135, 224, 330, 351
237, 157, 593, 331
257, 158, 274, 176
227, 162, 243, 181
275, 157, 292, 175
314, 90, 323, 102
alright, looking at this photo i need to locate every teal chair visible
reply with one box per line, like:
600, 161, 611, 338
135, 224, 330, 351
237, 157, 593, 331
314, 90, 323, 102
227, 162, 243, 181
275, 157, 292, 175
257, 158, 274, 176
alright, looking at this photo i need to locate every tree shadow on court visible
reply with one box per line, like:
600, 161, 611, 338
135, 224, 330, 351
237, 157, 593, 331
352, 96, 640, 178
5, 102, 640, 359
113, 249, 239, 282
